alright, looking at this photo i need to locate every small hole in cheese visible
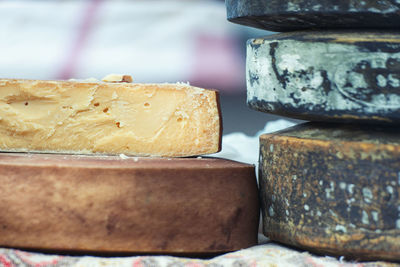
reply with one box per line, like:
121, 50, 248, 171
24, 102, 28, 106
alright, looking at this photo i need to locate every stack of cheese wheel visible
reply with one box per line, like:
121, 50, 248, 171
0, 76, 259, 254
226, 0, 400, 261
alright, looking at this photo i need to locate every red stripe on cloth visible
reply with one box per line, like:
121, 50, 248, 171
132, 257, 145, 267
14, 250, 63, 267
0, 254, 14, 267
57, 0, 103, 80
188, 33, 244, 93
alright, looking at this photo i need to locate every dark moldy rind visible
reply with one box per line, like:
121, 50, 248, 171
247, 98, 398, 124
252, 30, 400, 53
226, 0, 400, 32
259, 122, 400, 261
247, 31, 400, 124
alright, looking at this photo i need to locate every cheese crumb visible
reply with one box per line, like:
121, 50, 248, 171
102, 74, 133, 83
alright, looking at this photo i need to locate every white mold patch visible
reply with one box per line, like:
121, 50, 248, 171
277, 54, 305, 73
339, 182, 346, 190
269, 206, 275, 216
362, 210, 369, 225
371, 211, 379, 222
387, 185, 394, 194
346, 198, 356, 205
329, 209, 338, 218
335, 225, 347, 233
325, 181, 335, 199
397, 206, 400, 229
376, 74, 387, 87
388, 74, 400, 87
286, 1, 300, 12
362, 187, 373, 203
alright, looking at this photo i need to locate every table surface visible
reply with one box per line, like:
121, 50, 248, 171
0, 236, 398, 267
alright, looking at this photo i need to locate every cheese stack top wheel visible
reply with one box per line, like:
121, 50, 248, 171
247, 31, 400, 124
226, 0, 400, 32
0, 154, 259, 254
0, 79, 222, 157
259, 122, 400, 261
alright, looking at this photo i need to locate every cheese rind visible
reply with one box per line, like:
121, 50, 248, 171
226, 0, 400, 31
0, 154, 259, 253
259, 122, 400, 261
247, 31, 400, 123
0, 79, 222, 157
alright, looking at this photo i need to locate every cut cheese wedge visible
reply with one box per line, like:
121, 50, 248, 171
0, 79, 222, 157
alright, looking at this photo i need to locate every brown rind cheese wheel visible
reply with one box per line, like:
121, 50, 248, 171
0, 153, 259, 254
259, 122, 400, 261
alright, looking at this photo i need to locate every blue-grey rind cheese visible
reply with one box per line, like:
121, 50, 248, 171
247, 31, 400, 123
259, 122, 400, 261
226, 0, 400, 32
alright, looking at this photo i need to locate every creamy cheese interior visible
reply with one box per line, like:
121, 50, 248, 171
0, 79, 221, 157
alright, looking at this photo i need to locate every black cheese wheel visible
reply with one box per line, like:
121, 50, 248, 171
226, 0, 400, 32
259, 122, 400, 261
247, 31, 400, 124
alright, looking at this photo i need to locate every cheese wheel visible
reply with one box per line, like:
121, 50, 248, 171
0, 153, 259, 254
226, 0, 400, 32
0, 79, 222, 157
259, 122, 400, 261
247, 31, 400, 124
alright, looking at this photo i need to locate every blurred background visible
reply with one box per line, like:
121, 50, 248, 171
0, 0, 293, 135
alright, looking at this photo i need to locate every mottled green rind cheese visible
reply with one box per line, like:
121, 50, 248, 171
259, 122, 400, 261
247, 31, 400, 124
226, 0, 400, 31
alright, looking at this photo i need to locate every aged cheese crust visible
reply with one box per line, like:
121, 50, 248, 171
0, 79, 222, 157
0, 153, 259, 254
226, 0, 400, 31
247, 31, 400, 124
259, 122, 400, 261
